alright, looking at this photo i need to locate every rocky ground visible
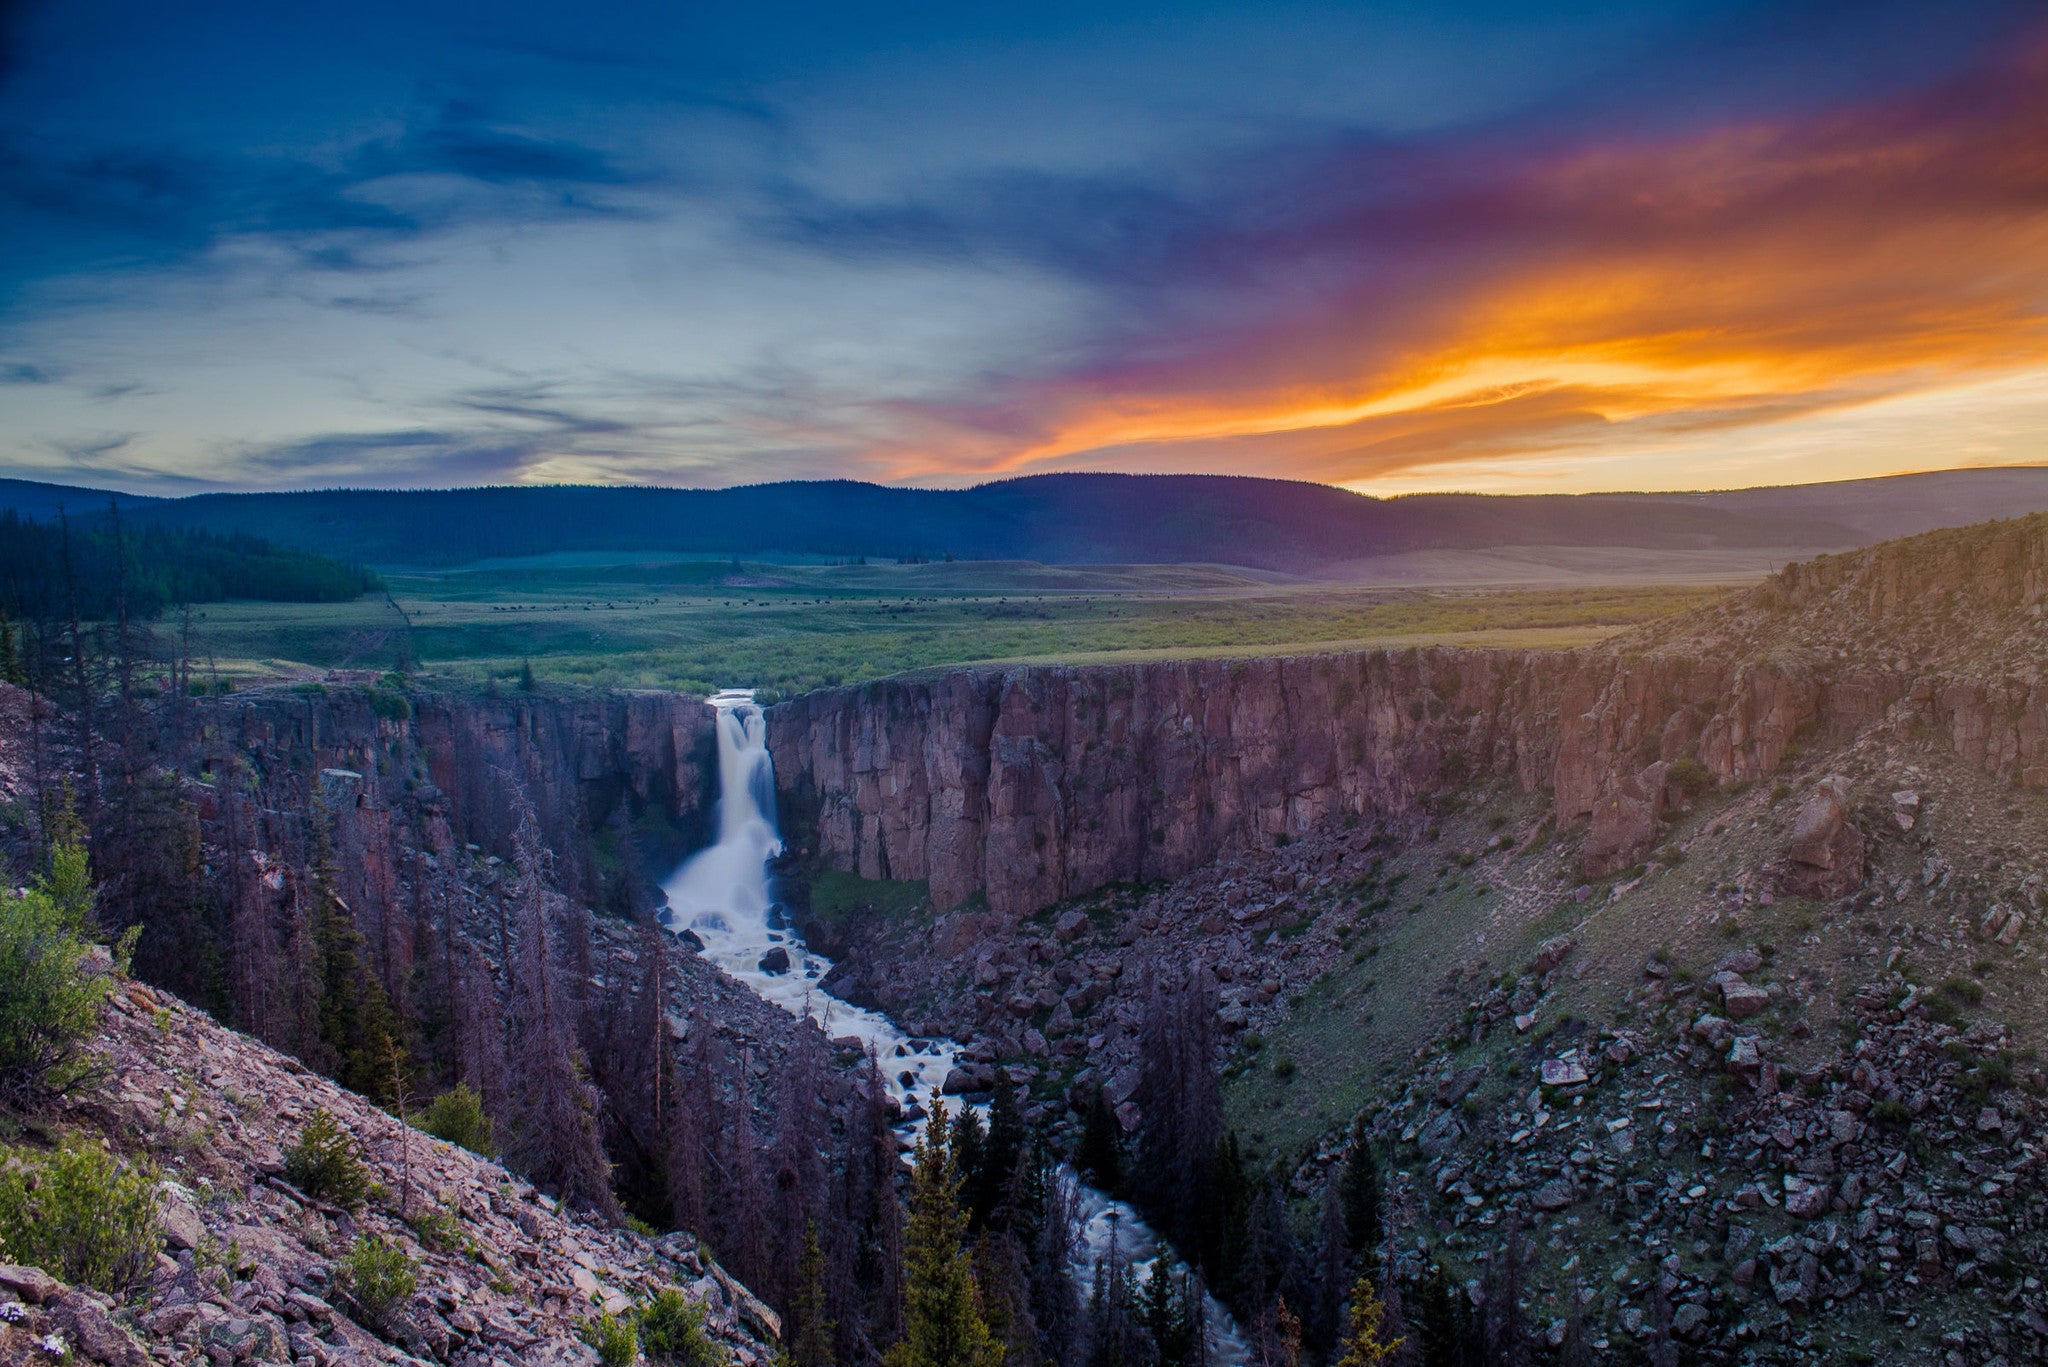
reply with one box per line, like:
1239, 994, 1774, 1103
807, 589, 2048, 1362
0, 975, 780, 1367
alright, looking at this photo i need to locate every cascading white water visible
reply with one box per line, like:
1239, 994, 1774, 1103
660, 690, 962, 1107
661, 689, 1247, 1366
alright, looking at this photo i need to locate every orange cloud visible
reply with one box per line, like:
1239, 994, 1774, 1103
872, 35, 2048, 491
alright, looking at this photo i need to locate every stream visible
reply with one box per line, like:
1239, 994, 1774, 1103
659, 691, 1250, 1365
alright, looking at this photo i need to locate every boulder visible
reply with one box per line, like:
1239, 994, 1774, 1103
1529, 936, 1577, 976
1415, 1110, 1463, 1157
1781, 776, 1867, 897
756, 946, 791, 975
1722, 982, 1771, 1019
1531, 1178, 1576, 1212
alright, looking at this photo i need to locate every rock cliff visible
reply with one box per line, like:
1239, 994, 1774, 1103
771, 640, 2047, 916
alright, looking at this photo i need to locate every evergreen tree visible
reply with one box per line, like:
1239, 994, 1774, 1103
888, 1100, 1002, 1367
1141, 1263, 1199, 1367
1195, 1130, 1250, 1303
1082, 1222, 1142, 1367
1413, 1262, 1477, 1367
1131, 962, 1221, 1248
1337, 1134, 1383, 1269
792, 1223, 837, 1367
1333, 1277, 1404, 1367
953, 1105, 988, 1227
1077, 1086, 1124, 1192
1480, 1223, 1532, 1367
970, 1083, 1027, 1229
305, 809, 409, 1103
1021, 1140, 1081, 1367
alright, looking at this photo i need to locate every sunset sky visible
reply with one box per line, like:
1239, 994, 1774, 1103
2, 0, 2044, 496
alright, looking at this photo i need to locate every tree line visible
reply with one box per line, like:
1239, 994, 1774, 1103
0, 504, 376, 634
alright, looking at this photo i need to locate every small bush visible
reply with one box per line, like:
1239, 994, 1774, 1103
640, 1288, 724, 1365
1667, 756, 1712, 797
1923, 995, 1961, 1026
584, 1310, 639, 1367
1941, 976, 1985, 1005
284, 1109, 370, 1211
1871, 1098, 1912, 1127
418, 1085, 496, 1156
368, 688, 411, 722
337, 1234, 417, 1327
0, 838, 113, 1105
1272, 1058, 1298, 1081
0, 1140, 162, 1294
406, 1205, 465, 1254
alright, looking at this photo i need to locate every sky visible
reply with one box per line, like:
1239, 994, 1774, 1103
1, 0, 2044, 497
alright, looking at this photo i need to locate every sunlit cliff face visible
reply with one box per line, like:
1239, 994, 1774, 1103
871, 38, 2048, 493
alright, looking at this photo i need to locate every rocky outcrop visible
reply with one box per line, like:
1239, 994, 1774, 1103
8, 976, 778, 1367
772, 647, 2048, 917
1779, 775, 1869, 898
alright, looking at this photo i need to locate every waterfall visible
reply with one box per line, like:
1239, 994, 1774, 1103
661, 689, 1248, 1366
660, 689, 963, 1104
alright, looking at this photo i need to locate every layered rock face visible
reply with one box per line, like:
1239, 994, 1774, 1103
189, 689, 716, 880
772, 644, 2048, 917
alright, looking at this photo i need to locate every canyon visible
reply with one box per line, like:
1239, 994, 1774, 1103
7, 510, 2048, 1365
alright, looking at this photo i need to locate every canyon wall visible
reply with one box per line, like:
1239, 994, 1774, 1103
771, 647, 2048, 918
177, 688, 718, 922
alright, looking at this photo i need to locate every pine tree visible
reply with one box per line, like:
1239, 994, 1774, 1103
792, 1223, 836, 1367
1338, 1133, 1383, 1268
1414, 1262, 1476, 1367
887, 1100, 1002, 1367
1196, 1130, 1250, 1302
1310, 1183, 1348, 1358
1334, 1277, 1404, 1367
1480, 1222, 1532, 1367
1076, 1087, 1124, 1192
1132, 961, 1220, 1246
1141, 1262, 1198, 1367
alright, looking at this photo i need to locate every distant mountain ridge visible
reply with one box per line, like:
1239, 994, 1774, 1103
5, 467, 2046, 572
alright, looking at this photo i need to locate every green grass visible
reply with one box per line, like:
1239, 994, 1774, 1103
168, 558, 1725, 696
807, 871, 931, 921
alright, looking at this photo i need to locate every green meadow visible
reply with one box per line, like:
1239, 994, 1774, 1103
169, 556, 1730, 697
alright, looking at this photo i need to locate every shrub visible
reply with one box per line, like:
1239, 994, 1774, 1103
0, 838, 112, 1105
1667, 756, 1712, 797
337, 1234, 417, 1327
0, 1140, 163, 1294
640, 1288, 724, 1365
418, 1085, 497, 1156
406, 1205, 465, 1254
583, 1310, 639, 1367
368, 688, 411, 722
1941, 976, 1985, 1006
1923, 995, 1961, 1026
1273, 1058, 1298, 1081
1872, 1098, 1912, 1127
284, 1109, 370, 1211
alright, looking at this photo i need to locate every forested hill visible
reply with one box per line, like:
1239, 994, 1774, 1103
5, 466, 2048, 571
0, 509, 379, 621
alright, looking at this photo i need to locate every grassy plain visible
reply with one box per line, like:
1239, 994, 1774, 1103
167, 555, 1735, 697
